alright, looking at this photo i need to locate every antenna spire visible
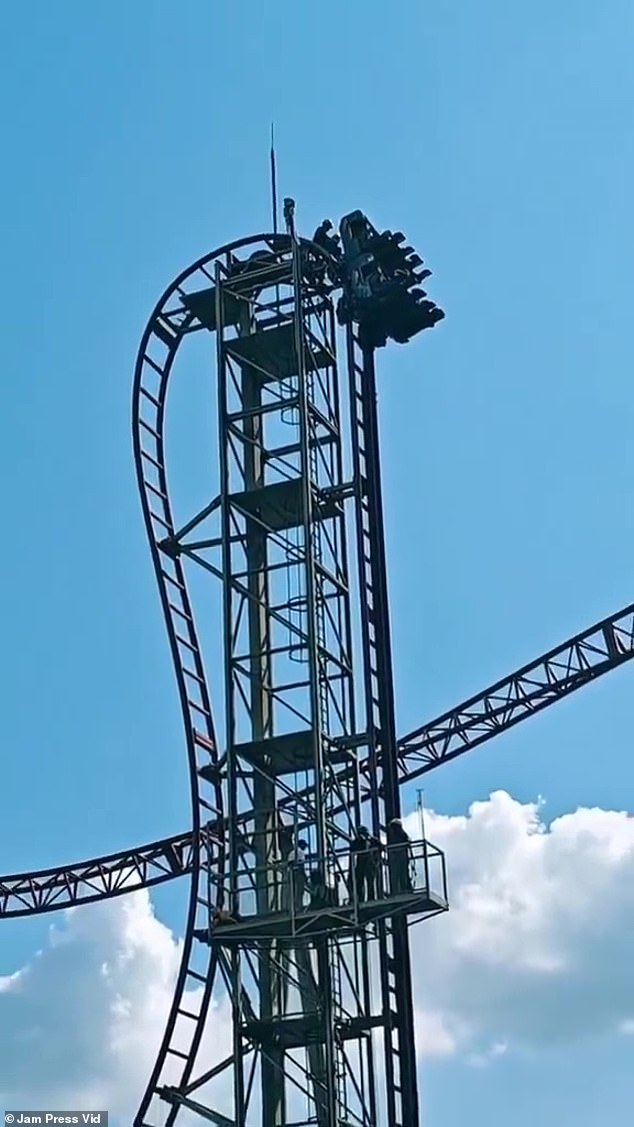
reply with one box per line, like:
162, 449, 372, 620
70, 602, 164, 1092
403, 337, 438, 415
270, 123, 278, 236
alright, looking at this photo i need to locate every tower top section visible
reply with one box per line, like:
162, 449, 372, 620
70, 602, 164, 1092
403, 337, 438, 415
312, 208, 445, 349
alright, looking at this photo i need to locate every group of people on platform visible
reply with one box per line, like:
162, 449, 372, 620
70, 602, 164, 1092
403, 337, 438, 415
284, 818, 414, 913
210, 816, 416, 928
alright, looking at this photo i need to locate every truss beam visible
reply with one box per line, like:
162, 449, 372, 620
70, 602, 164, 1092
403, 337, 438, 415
397, 601, 634, 778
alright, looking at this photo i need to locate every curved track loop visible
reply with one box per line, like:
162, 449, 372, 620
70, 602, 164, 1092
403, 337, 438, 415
131, 235, 294, 1126
0, 829, 215, 919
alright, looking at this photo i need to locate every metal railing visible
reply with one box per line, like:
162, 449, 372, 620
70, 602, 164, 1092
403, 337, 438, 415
211, 837, 447, 927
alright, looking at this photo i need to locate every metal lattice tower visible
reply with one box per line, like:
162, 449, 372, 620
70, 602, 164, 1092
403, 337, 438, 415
131, 207, 447, 1127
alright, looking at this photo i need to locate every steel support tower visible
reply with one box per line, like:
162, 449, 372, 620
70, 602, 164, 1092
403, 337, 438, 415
131, 209, 447, 1126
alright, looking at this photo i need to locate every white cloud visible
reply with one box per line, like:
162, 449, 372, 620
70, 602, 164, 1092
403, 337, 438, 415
0, 893, 232, 1123
414, 1006, 464, 1057
467, 1041, 508, 1069
406, 791, 634, 1057
2, 791, 634, 1115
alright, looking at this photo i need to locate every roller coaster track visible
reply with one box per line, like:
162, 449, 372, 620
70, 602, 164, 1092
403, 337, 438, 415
129, 233, 312, 1126
133, 232, 361, 1126
0, 827, 216, 919
130, 249, 223, 1126
3, 599, 633, 921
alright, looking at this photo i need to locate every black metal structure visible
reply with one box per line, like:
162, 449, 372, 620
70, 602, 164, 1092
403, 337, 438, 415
5, 207, 634, 1126
127, 211, 449, 1127
4, 599, 633, 922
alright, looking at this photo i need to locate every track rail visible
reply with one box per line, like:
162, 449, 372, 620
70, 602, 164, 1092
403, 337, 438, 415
129, 236, 276, 1127
0, 828, 215, 918
132, 278, 219, 1126
4, 601, 632, 922
131, 234, 317, 1127
396, 599, 634, 778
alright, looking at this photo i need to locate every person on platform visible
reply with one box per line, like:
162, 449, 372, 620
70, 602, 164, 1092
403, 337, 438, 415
278, 822, 295, 863
212, 906, 236, 928
349, 826, 381, 903
235, 827, 253, 857
287, 837, 309, 911
387, 818, 413, 894
312, 219, 341, 259
308, 867, 338, 910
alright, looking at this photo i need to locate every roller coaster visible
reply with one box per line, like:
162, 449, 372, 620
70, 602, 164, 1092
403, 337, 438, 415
3, 204, 633, 1127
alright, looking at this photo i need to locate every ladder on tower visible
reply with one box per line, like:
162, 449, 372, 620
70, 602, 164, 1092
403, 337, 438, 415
298, 281, 350, 1125
346, 324, 420, 1127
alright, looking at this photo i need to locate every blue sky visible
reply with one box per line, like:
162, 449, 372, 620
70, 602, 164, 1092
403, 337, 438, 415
1, 2, 633, 1124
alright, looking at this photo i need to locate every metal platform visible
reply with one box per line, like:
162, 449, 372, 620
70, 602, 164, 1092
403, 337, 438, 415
196, 837, 448, 951
196, 887, 447, 948
234, 729, 353, 777
242, 1014, 326, 1051
226, 321, 332, 382
228, 477, 341, 533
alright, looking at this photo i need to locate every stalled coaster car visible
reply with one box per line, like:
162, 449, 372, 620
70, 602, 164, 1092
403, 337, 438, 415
333, 209, 444, 348
203, 209, 445, 351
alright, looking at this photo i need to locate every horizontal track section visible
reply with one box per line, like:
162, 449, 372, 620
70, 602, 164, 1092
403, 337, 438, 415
0, 829, 217, 918
397, 600, 634, 779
